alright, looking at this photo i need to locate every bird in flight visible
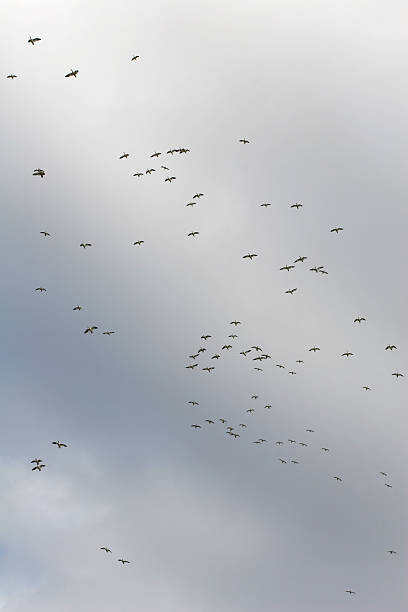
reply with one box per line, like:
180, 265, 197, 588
102, 331, 115, 336
118, 559, 130, 564
288, 371, 296, 375
385, 483, 392, 488
145, 168, 156, 174
32, 463, 46, 471
33, 168, 45, 177
240, 350, 251, 356
275, 441, 284, 445
80, 243, 92, 248
40, 231, 50, 237
254, 367, 263, 371
298, 442, 308, 447
7, 74, 17, 79
379, 472, 387, 476
243, 253, 258, 260
239, 423, 247, 428
191, 424, 201, 429
354, 317, 366, 323
280, 265, 295, 272
186, 364, 198, 370
239, 138, 249, 144
228, 334, 238, 339
222, 344, 232, 350
161, 165, 169, 170
133, 172, 143, 177
100, 547, 112, 553
165, 176, 176, 182
188, 231, 199, 237
385, 344, 397, 350
294, 256, 307, 263
288, 439, 296, 443
278, 458, 287, 464
330, 227, 343, 233
202, 367, 215, 372
309, 347, 320, 352
52, 441, 67, 448
193, 193, 204, 199
230, 320, 241, 326
333, 476, 343, 482
296, 359, 304, 364
321, 447, 330, 452
341, 352, 354, 357
219, 418, 227, 423
264, 405, 272, 410
387, 550, 397, 554
84, 326, 98, 334
65, 69, 79, 78
188, 400, 199, 406
345, 590, 356, 595
73, 305, 82, 311
260, 202, 271, 208
119, 152, 129, 159
28, 36, 41, 45
285, 288, 298, 294
205, 419, 215, 424
291, 460, 299, 464
362, 386, 371, 391
150, 152, 161, 158
392, 372, 404, 378
276, 364, 285, 369
131, 55, 140, 61
246, 408, 255, 413
133, 240, 144, 246
211, 354, 220, 359
186, 201, 197, 207
251, 395, 259, 399
290, 203, 303, 209
35, 287, 46, 292
305, 429, 315, 433
201, 334, 212, 340
31, 458, 43, 465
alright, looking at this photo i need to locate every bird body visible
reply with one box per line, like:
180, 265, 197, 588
65, 69, 79, 78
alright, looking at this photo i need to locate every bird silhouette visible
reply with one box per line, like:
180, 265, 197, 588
28, 36, 41, 45
100, 547, 112, 553
65, 69, 79, 78
52, 441, 67, 448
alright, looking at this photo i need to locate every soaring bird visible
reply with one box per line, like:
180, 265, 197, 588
133, 240, 144, 246
387, 550, 397, 554
202, 367, 215, 372
345, 590, 356, 595
294, 256, 307, 263
291, 460, 299, 464
193, 193, 204, 199
52, 441, 67, 448
230, 320, 241, 326
246, 408, 255, 413
232, 433, 240, 438
73, 305, 82, 311
254, 367, 263, 371
309, 266, 322, 273
260, 202, 271, 208
296, 360, 304, 364
240, 350, 251, 356
188, 231, 199, 237
33, 168, 45, 177
28, 36, 41, 45
288, 371, 296, 375
102, 331, 115, 336
188, 401, 199, 406
131, 55, 140, 61
341, 352, 354, 357
288, 439, 296, 443
321, 447, 330, 452
80, 243, 92, 248
32, 463, 46, 471
201, 335, 212, 340
211, 354, 220, 359
84, 326, 98, 334
186, 201, 197, 207
252, 346, 262, 352
385, 345, 397, 350
309, 347, 320, 352
330, 227, 343, 233
219, 418, 227, 423
253, 440, 261, 444
35, 287, 46, 292
385, 483, 392, 488
205, 419, 215, 424
290, 203, 303, 209
145, 168, 156, 174
7, 74, 17, 79
251, 395, 259, 399
222, 345, 232, 350
197, 348, 206, 354
333, 476, 343, 482
150, 152, 161, 158
362, 386, 371, 391
228, 334, 238, 339
239, 138, 249, 144
285, 288, 298, 294
119, 152, 129, 159
264, 405, 272, 409
161, 165, 169, 170
239, 423, 247, 428
65, 69, 79, 78
278, 458, 287, 464
298, 442, 308, 447
118, 559, 130, 564
392, 372, 404, 378
280, 265, 295, 271
275, 441, 284, 445
100, 547, 112, 553
305, 429, 315, 433
133, 172, 144, 177
185, 364, 198, 370
259, 438, 267, 443
31, 458, 43, 465
191, 424, 201, 429
40, 231, 50, 237
165, 176, 176, 182
189, 354, 199, 360
379, 472, 387, 476
243, 253, 258, 260
354, 317, 366, 323
276, 364, 285, 369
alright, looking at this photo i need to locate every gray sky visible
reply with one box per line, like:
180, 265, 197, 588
1, 0, 407, 610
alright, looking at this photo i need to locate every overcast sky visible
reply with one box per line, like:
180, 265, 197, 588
1, 0, 407, 610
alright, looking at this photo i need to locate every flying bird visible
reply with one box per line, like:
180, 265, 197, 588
202, 367, 215, 372
118, 559, 130, 564
7, 74, 17, 79
188, 231, 199, 237
330, 227, 343, 233
341, 352, 354, 357
73, 305, 82, 311
102, 331, 115, 336
211, 354, 220, 359
392, 372, 404, 378
239, 138, 249, 144
33, 168, 45, 177
188, 401, 199, 406
385, 345, 397, 350
80, 243, 92, 248
30, 458, 42, 464
285, 288, 298, 294
191, 424, 201, 429
240, 350, 251, 356
52, 441, 67, 448
131, 55, 140, 61
165, 176, 176, 182
161, 165, 169, 170
100, 547, 112, 553
260, 202, 271, 208
290, 203, 303, 209
145, 168, 156, 174
387, 550, 397, 554
84, 326, 98, 334
133, 172, 144, 177
65, 69, 79, 78
333, 476, 343, 482
32, 464, 46, 471
294, 256, 307, 263
362, 386, 371, 391
222, 345, 232, 350
185, 364, 198, 370
119, 153, 129, 159
345, 590, 356, 595
205, 419, 215, 424
133, 240, 144, 246
193, 193, 204, 199
186, 201, 197, 207
321, 447, 330, 452
28, 36, 41, 45
309, 347, 320, 352
278, 458, 287, 464
280, 265, 295, 271
40, 231, 50, 237
150, 152, 161, 158
354, 317, 366, 323
243, 253, 258, 260
230, 321, 241, 326
201, 335, 212, 340
35, 287, 46, 292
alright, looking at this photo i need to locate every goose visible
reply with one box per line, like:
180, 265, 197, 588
161, 165, 169, 170
240, 350, 251, 356
164, 176, 176, 182
294, 256, 307, 263
280, 265, 295, 271
65, 69, 79, 78
131, 55, 140, 61
202, 366, 215, 372
84, 326, 98, 334
133, 172, 144, 177
211, 354, 220, 359
201, 335, 212, 340
185, 364, 198, 370
145, 168, 156, 174
102, 331, 115, 336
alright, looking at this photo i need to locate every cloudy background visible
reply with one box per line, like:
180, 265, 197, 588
1, 0, 407, 610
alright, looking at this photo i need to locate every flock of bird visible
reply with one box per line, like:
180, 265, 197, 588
6, 33, 403, 603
